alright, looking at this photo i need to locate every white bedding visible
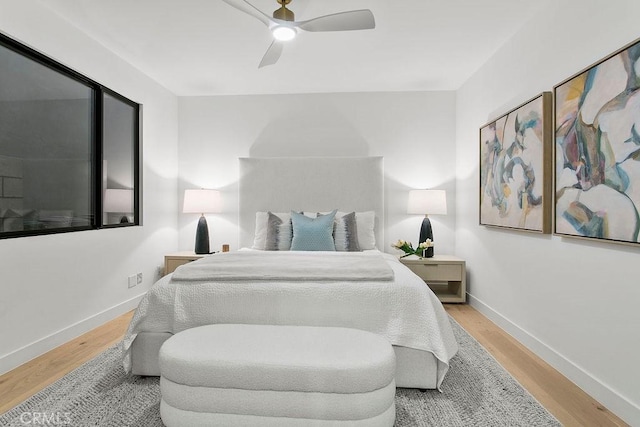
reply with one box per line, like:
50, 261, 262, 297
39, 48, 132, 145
172, 250, 394, 282
122, 250, 458, 389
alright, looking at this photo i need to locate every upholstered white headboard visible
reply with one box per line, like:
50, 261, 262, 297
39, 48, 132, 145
239, 157, 384, 249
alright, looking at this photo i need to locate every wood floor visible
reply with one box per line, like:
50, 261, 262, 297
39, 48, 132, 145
0, 311, 133, 415
0, 305, 628, 426
445, 305, 627, 427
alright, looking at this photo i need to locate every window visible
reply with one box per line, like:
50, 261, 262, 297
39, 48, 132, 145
103, 92, 140, 226
0, 34, 140, 238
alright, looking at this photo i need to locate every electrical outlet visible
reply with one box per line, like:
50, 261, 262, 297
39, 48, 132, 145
128, 275, 137, 288
136, 272, 143, 284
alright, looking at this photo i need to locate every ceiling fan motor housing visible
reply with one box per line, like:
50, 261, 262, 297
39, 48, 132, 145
274, 0, 294, 21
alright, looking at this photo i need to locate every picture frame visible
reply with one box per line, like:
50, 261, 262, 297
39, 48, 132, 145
554, 38, 640, 245
479, 92, 552, 233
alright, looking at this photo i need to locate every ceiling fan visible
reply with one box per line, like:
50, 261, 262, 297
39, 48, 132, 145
222, 0, 375, 68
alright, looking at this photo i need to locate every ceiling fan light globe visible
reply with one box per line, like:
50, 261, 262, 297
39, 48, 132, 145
272, 26, 297, 41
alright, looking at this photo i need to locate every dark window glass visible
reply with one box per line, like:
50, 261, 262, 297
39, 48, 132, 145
0, 41, 93, 234
0, 34, 140, 238
103, 93, 137, 225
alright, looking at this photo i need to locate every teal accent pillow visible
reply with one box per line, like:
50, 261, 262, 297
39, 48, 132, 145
290, 209, 337, 251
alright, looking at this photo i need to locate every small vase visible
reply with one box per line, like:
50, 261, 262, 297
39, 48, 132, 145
424, 247, 434, 258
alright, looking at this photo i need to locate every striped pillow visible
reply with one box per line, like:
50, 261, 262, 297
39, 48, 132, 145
252, 212, 292, 250
265, 211, 293, 251
318, 211, 361, 252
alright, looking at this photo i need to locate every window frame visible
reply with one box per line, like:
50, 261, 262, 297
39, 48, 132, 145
100, 89, 142, 229
0, 33, 141, 239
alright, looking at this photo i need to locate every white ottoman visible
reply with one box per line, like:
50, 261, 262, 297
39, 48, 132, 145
159, 324, 396, 426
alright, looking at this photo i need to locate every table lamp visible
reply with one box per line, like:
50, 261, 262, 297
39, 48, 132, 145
183, 189, 221, 254
104, 188, 133, 223
407, 189, 447, 257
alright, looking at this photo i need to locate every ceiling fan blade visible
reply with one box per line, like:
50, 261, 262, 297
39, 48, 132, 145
297, 9, 375, 32
221, 0, 273, 27
258, 40, 284, 68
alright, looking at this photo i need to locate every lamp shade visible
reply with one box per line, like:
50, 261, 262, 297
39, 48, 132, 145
183, 189, 221, 214
407, 189, 447, 215
104, 189, 133, 213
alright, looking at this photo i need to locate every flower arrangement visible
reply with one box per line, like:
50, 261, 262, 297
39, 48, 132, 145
391, 239, 434, 258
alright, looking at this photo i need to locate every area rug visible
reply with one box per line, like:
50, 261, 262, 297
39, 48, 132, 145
0, 318, 560, 426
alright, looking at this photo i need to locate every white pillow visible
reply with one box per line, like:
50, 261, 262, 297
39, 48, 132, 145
352, 211, 376, 250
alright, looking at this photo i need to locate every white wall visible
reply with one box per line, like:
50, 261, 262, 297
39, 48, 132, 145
178, 91, 457, 255
0, 1, 179, 374
455, 1, 640, 424
9, 1, 637, 421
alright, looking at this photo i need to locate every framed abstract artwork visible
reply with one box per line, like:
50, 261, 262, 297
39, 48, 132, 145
479, 92, 552, 233
554, 38, 640, 245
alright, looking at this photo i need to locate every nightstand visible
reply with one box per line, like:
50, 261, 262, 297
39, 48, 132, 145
400, 255, 466, 303
164, 251, 208, 275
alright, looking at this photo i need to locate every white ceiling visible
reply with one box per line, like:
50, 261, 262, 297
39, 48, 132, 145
40, 0, 549, 96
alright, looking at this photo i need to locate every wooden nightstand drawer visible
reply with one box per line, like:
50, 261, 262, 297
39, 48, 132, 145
165, 258, 196, 275
164, 252, 208, 275
405, 263, 462, 282
399, 255, 467, 303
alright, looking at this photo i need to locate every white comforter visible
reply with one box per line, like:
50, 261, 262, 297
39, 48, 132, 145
122, 250, 458, 388
172, 250, 395, 282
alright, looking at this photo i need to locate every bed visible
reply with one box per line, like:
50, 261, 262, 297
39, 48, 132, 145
123, 157, 458, 390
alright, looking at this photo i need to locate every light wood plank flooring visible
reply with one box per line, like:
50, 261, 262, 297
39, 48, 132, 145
445, 305, 627, 427
0, 311, 133, 415
0, 306, 628, 426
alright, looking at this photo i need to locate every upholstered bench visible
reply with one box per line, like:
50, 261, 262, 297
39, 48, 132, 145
159, 324, 396, 426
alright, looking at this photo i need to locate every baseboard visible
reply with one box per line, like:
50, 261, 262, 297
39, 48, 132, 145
467, 293, 640, 426
0, 295, 144, 376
